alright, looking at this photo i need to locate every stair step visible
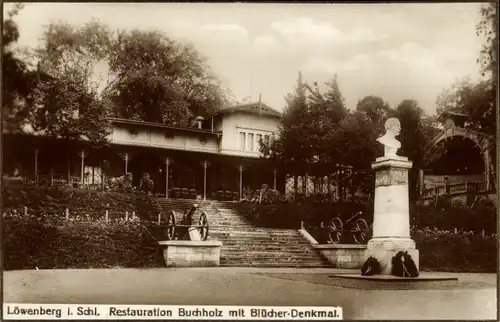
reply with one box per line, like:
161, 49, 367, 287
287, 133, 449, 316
157, 198, 329, 268
220, 263, 331, 267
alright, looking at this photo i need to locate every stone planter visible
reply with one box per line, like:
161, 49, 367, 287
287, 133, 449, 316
158, 240, 222, 267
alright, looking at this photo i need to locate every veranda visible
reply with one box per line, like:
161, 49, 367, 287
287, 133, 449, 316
3, 133, 285, 200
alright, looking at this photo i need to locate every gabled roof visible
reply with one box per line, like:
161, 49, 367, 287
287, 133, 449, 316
210, 102, 282, 119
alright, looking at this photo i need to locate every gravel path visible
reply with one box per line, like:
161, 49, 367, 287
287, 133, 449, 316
3, 268, 497, 320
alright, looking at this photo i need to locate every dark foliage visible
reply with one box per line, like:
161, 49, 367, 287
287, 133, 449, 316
391, 251, 419, 277
361, 256, 381, 276
241, 199, 371, 229
3, 217, 163, 270
2, 184, 161, 221
2, 184, 163, 270
411, 197, 496, 233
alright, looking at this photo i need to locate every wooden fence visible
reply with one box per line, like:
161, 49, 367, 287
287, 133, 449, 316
2, 206, 167, 225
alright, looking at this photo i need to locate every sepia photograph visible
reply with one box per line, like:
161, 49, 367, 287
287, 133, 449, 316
2, 2, 498, 320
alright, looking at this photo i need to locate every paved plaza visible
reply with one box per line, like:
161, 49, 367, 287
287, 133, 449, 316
4, 268, 497, 320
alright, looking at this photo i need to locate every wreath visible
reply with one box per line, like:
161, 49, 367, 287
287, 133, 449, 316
391, 251, 419, 277
361, 256, 381, 276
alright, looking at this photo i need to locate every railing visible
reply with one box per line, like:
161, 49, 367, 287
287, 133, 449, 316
422, 180, 488, 199
3, 174, 102, 190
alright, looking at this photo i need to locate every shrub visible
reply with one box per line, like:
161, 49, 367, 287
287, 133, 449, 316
305, 225, 497, 273
414, 227, 496, 273
411, 197, 496, 233
242, 194, 495, 233
2, 185, 162, 221
241, 199, 372, 229
3, 215, 163, 270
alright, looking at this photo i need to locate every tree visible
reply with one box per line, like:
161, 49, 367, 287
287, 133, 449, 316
476, 2, 498, 77
394, 99, 438, 200
355, 95, 392, 131
35, 20, 231, 129
33, 19, 112, 146
305, 75, 348, 174
32, 73, 111, 146
2, 4, 39, 133
261, 72, 317, 196
106, 29, 229, 125
320, 95, 392, 196
323, 110, 382, 196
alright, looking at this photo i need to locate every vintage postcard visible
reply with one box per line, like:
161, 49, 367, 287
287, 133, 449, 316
2, 2, 498, 320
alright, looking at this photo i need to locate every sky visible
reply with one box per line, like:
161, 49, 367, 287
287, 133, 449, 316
5, 2, 487, 115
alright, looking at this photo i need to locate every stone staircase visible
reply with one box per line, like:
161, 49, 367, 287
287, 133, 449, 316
156, 198, 331, 267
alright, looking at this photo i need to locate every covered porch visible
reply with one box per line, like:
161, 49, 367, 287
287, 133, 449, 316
3, 134, 283, 200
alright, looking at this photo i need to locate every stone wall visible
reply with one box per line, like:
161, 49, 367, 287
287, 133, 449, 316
312, 244, 367, 269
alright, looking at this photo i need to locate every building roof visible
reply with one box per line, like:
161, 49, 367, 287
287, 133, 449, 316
108, 118, 222, 136
209, 102, 282, 119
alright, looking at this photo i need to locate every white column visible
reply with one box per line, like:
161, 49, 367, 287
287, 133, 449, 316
273, 168, 277, 190
78, 150, 88, 185
118, 152, 133, 174
34, 148, 39, 183
238, 165, 244, 199
67, 158, 71, 186
366, 155, 419, 275
201, 161, 211, 201
418, 169, 424, 195
163, 157, 172, 199
483, 149, 490, 191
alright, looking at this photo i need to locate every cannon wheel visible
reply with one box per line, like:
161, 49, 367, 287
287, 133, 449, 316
166, 211, 176, 240
328, 217, 343, 244
198, 211, 209, 241
352, 218, 370, 244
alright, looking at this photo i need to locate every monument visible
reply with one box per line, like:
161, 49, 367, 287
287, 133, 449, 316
366, 117, 419, 275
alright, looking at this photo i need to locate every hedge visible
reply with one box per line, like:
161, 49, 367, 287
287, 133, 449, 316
239, 197, 496, 233
306, 226, 496, 273
3, 215, 164, 270
413, 227, 496, 273
2, 185, 165, 270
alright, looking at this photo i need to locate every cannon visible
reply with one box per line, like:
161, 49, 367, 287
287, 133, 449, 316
162, 204, 209, 241
327, 211, 371, 244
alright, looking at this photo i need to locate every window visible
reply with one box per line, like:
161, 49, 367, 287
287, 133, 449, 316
239, 132, 246, 151
248, 133, 254, 151
264, 135, 270, 146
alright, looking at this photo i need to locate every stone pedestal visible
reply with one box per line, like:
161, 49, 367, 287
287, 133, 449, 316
365, 156, 419, 275
158, 240, 222, 267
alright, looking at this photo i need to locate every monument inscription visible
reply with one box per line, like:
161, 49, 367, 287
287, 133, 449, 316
375, 168, 408, 187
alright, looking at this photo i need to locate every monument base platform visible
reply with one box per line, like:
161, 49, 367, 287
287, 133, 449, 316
330, 273, 457, 282
366, 238, 419, 275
